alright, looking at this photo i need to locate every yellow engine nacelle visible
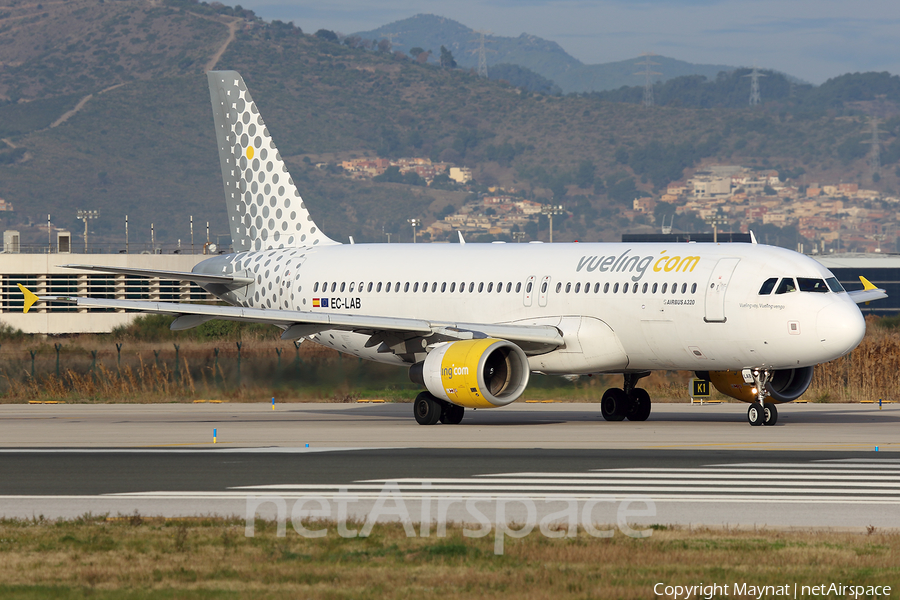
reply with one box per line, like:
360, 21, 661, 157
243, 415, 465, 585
700, 367, 814, 404
410, 339, 530, 408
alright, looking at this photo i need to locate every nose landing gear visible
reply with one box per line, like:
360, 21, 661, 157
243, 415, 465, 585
747, 369, 778, 426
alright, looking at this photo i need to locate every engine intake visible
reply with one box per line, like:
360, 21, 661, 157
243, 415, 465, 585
697, 367, 814, 404
409, 339, 530, 408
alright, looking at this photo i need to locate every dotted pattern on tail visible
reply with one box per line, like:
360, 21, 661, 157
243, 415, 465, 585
207, 71, 336, 252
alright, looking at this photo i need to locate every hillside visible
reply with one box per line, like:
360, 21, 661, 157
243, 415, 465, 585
556, 55, 739, 95
351, 14, 583, 84
0, 0, 898, 250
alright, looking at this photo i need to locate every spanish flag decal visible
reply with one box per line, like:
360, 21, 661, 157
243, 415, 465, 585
312, 298, 320, 308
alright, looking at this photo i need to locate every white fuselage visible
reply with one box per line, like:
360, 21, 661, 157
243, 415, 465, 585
198, 242, 865, 374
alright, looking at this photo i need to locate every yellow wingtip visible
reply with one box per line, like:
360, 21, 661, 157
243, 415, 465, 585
860, 276, 877, 291
17, 283, 38, 314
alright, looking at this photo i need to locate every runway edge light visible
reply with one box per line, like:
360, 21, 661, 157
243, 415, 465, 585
213, 428, 217, 444
272, 396, 275, 410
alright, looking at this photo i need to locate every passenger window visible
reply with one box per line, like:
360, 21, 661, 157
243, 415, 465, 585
525, 282, 532, 293
367, 282, 373, 292
681, 283, 687, 294
623, 283, 629, 294
758, 278, 778, 295
488, 282, 494, 293
632, 283, 639, 293
413, 282, 419, 292
331, 282, 337, 292
575, 283, 581, 293
565, 283, 571, 293
349, 282, 355, 293
396, 282, 400, 293
516, 282, 522, 293
594, 283, 600, 293
798, 278, 829, 293
507, 282, 512, 293
496, 282, 502, 293
441, 282, 447, 293
376, 282, 382, 292
652, 283, 658, 294
314, 282, 319, 292
358, 281, 363, 291
642, 283, 648, 293
775, 278, 797, 294
541, 281, 548, 293
604, 283, 610, 293
825, 277, 844, 293
671, 283, 677, 294
450, 282, 456, 293
584, 282, 590, 294
691, 283, 697, 294
340, 282, 346, 293
404, 282, 409, 292
386, 282, 392, 292
556, 282, 562, 293
469, 282, 475, 292
613, 283, 619, 293
431, 282, 437, 292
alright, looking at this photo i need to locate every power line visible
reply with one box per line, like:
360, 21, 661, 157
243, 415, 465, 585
743, 63, 766, 106
470, 29, 493, 78
634, 53, 661, 107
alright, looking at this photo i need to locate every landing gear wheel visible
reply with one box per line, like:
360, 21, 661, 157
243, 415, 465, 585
763, 402, 778, 426
439, 403, 465, 424
414, 392, 443, 425
601, 388, 628, 421
747, 402, 764, 426
627, 388, 652, 422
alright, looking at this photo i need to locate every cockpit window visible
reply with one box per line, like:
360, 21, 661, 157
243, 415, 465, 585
797, 278, 829, 293
758, 278, 778, 295
825, 277, 845, 293
775, 278, 797, 294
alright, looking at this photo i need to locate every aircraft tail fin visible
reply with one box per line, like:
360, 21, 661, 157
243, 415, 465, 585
207, 71, 337, 252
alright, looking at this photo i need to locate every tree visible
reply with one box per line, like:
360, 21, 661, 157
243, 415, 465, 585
377, 39, 391, 53
314, 29, 338, 42
439, 46, 457, 69
574, 160, 595, 188
409, 47, 425, 58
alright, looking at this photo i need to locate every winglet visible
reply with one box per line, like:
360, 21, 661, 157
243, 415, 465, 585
17, 283, 38, 314
860, 276, 877, 291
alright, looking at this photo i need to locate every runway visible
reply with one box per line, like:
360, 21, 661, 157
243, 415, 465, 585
1, 403, 898, 529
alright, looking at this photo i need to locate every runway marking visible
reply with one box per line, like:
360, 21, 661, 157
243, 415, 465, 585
220, 461, 900, 503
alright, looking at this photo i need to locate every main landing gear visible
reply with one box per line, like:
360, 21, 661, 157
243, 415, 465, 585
746, 370, 778, 427
414, 392, 465, 425
600, 372, 652, 422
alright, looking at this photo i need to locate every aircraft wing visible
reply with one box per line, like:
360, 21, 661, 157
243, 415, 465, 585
18, 286, 564, 351
61, 264, 254, 286
847, 276, 888, 305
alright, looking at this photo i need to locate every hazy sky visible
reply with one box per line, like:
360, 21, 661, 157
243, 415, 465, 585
236, 0, 899, 84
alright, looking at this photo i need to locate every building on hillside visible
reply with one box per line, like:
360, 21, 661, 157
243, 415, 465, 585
449, 167, 472, 184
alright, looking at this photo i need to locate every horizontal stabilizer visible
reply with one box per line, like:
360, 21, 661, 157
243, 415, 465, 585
61, 264, 253, 286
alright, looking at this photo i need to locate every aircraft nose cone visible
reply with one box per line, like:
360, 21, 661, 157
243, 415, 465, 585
816, 300, 866, 358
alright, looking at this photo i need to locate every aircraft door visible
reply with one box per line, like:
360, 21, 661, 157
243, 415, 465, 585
523, 276, 535, 307
538, 275, 551, 307
704, 258, 740, 323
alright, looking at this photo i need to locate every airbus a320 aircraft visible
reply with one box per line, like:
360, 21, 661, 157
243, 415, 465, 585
19, 71, 887, 426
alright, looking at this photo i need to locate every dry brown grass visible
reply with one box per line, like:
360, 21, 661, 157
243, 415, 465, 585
0, 516, 897, 599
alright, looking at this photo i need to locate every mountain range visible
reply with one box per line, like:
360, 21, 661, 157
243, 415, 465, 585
353, 14, 754, 94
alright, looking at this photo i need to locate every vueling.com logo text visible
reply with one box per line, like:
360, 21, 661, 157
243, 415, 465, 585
576, 250, 700, 282
442, 364, 469, 380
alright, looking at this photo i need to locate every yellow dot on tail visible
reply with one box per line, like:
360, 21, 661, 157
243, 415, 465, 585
246, 146, 254, 160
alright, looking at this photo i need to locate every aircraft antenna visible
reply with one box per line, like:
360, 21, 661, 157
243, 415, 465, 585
743, 63, 766, 106
634, 52, 661, 107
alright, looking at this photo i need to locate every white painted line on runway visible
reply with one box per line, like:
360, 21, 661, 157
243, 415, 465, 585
488, 469, 900, 477
709, 462, 900, 469
226, 482, 900, 495
0, 447, 388, 453
463, 473, 900, 481
79, 492, 900, 505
